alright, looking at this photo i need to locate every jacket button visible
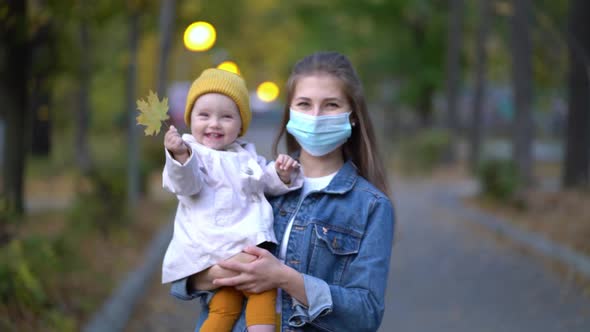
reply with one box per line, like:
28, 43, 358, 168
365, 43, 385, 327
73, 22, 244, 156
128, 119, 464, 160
279, 209, 287, 216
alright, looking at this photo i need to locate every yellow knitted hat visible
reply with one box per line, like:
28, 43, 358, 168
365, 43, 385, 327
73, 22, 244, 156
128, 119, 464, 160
184, 68, 251, 136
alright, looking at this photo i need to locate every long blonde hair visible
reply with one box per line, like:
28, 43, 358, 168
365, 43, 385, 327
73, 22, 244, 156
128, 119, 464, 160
272, 51, 391, 197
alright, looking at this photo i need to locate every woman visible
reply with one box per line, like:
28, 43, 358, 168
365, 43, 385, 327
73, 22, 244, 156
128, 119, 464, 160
171, 51, 395, 332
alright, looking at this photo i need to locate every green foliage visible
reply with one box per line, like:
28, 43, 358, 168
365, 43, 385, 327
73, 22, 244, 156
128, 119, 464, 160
0, 196, 20, 227
68, 164, 130, 235
477, 159, 520, 201
0, 240, 46, 311
44, 309, 77, 332
0, 234, 76, 316
399, 129, 450, 173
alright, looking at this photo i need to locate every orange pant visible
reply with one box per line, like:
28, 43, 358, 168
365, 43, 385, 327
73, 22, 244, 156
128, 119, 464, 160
200, 287, 276, 332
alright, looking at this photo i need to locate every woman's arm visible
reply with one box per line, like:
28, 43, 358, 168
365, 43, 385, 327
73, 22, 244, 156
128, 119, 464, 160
214, 246, 309, 305
188, 252, 258, 292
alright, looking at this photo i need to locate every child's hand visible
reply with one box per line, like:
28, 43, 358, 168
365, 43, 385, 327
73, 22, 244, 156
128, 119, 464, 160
164, 125, 189, 159
275, 154, 299, 184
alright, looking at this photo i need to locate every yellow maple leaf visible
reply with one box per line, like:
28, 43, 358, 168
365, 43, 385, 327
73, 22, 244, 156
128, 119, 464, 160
136, 90, 170, 136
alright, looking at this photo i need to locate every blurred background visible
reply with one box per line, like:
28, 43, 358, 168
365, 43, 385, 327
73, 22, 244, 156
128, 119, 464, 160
1, 0, 589, 331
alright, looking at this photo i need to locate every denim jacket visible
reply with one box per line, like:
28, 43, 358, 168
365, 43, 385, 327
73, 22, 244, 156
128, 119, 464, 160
171, 160, 395, 332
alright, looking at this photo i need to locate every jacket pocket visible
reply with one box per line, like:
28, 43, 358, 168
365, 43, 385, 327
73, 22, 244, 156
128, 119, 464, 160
308, 224, 361, 284
314, 224, 361, 255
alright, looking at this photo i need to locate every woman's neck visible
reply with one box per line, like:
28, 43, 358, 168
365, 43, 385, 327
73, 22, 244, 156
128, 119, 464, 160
299, 149, 344, 178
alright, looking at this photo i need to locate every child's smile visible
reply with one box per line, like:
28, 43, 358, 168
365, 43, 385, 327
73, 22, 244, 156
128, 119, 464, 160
190, 93, 242, 150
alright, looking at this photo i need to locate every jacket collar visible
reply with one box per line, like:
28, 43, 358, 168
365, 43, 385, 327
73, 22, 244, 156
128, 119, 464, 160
321, 160, 358, 194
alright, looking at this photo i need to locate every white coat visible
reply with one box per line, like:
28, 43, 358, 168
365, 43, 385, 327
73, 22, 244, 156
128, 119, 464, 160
161, 134, 302, 283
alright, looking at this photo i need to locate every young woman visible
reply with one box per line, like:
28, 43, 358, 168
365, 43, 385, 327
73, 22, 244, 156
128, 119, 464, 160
171, 51, 395, 332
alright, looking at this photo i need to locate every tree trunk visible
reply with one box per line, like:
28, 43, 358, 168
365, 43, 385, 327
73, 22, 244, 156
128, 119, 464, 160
410, 24, 435, 128
127, 8, 141, 208
76, 14, 92, 174
445, 0, 464, 163
30, 20, 55, 156
510, 0, 534, 187
417, 85, 435, 128
156, 0, 176, 96
563, 0, 590, 187
1, 0, 30, 216
469, 0, 492, 171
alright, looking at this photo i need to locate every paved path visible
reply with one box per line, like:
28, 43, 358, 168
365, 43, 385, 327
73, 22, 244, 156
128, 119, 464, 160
380, 180, 590, 332
125, 271, 199, 331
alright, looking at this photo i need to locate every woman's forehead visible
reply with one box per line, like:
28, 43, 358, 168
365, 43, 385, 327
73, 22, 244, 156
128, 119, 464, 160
293, 74, 345, 100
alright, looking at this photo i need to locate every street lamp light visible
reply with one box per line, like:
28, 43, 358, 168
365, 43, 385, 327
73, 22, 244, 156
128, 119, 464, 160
217, 61, 240, 75
257, 81, 280, 102
183, 21, 216, 51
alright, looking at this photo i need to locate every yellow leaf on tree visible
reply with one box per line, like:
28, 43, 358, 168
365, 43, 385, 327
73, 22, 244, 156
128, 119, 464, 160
136, 90, 170, 136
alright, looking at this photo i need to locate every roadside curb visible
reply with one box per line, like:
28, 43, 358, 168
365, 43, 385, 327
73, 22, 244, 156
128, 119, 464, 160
437, 189, 590, 279
82, 222, 173, 332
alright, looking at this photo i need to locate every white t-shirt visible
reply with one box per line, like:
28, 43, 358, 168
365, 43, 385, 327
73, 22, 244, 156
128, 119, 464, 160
278, 171, 337, 261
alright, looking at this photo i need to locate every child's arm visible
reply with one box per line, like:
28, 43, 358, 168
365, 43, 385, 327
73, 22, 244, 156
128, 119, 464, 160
162, 126, 203, 196
164, 125, 190, 164
259, 154, 303, 196
275, 154, 300, 185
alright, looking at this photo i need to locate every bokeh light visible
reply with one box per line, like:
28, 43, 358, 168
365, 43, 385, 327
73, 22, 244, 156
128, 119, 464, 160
183, 21, 216, 51
256, 81, 279, 102
217, 61, 240, 75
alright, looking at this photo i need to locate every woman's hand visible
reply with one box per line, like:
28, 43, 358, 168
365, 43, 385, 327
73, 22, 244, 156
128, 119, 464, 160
213, 246, 287, 294
189, 252, 257, 291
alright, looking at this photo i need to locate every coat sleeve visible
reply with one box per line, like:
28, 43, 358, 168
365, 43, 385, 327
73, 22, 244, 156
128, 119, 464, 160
288, 196, 395, 332
261, 160, 303, 196
162, 145, 205, 196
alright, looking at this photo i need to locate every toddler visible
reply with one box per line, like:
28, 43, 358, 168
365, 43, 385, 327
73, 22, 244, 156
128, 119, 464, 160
162, 68, 302, 332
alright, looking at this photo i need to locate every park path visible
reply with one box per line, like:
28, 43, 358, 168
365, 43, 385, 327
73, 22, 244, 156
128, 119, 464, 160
379, 179, 590, 332
125, 113, 590, 331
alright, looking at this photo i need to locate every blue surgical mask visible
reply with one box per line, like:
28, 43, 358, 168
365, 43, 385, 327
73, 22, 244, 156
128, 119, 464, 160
286, 109, 352, 157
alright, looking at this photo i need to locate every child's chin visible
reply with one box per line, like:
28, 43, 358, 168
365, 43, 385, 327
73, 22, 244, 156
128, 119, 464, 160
204, 143, 225, 150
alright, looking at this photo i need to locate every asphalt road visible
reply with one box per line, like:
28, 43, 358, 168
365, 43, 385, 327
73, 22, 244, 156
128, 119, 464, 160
380, 180, 590, 332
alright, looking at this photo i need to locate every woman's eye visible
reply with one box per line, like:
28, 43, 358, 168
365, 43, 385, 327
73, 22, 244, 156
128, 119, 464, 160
325, 103, 339, 109
296, 102, 310, 108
